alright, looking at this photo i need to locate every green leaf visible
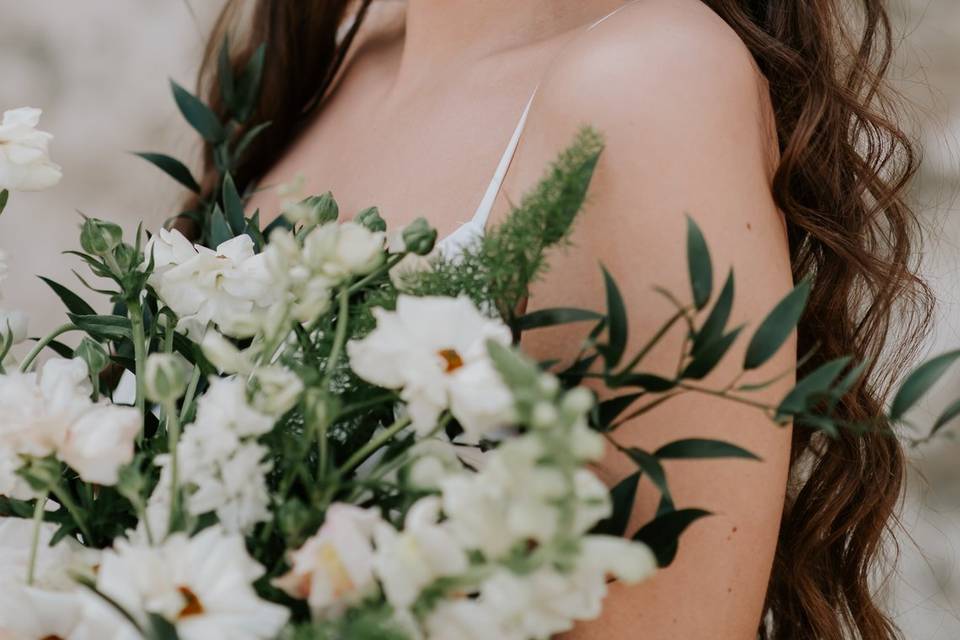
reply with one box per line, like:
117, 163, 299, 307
776, 357, 851, 418
611, 373, 676, 392
133, 153, 200, 193
601, 267, 628, 368
744, 279, 811, 370
217, 36, 236, 116
596, 394, 643, 428
931, 397, 960, 438
44, 340, 75, 359
593, 472, 640, 537
67, 314, 133, 341
245, 210, 264, 250
209, 206, 234, 247
170, 80, 226, 143
146, 614, 182, 640
222, 173, 245, 234
515, 307, 603, 332
487, 340, 541, 391
655, 438, 761, 461
233, 43, 267, 123
686, 216, 713, 310
890, 349, 960, 421
633, 508, 712, 567
624, 448, 669, 498
0, 189, 8, 216
39, 277, 96, 316
692, 269, 734, 356
681, 326, 743, 380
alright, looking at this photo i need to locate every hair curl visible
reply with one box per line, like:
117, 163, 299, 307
190, 2, 933, 637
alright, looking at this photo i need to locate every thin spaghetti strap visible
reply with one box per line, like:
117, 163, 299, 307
465, 2, 636, 232
470, 90, 537, 230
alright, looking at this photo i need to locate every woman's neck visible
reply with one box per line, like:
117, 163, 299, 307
394, 0, 624, 85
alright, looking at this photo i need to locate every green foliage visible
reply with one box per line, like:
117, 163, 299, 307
686, 216, 713, 310
0, 189, 9, 216
133, 153, 200, 193
891, 349, 960, 421
403, 127, 604, 319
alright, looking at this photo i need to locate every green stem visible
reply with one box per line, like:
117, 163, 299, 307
179, 365, 202, 424
322, 288, 351, 386
19, 324, 77, 373
678, 382, 776, 413
340, 416, 412, 475
26, 497, 47, 585
128, 300, 148, 423
347, 253, 406, 295
165, 401, 183, 531
50, 484, 94, 544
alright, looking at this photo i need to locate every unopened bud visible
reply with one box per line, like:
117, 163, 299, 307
80, 218, 123, 257
355, 207, 387, 233
144, 353, 189, 404
402, 218, 437, 256
75, 338, 109, 377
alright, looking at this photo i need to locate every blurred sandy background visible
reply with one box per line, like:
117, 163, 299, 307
0, 1, 959, 636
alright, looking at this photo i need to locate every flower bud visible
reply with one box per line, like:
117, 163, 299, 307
355, 207, 386, 233
286, 192, 339, 226
562, 387, 594, 416
0, 308, 29, 345
74, 337, 109, 377
80, 218, 123, 257
144, 353, 189, 404
401, 218, 437, 256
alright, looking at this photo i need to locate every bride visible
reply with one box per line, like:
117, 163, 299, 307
180, 1, 930, 637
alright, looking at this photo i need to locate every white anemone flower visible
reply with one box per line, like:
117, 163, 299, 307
88, 525, 288, 640
0, 108, 63, 192
0, 518, 99, 640
274, 504, 381, 618
347, 295, 515, 439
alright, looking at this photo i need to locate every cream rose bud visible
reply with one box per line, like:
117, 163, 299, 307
201, 331, 252, 375
0, 308, 29, 345
59, 404, 140, 485
144, 353, 189, 404
0, 108, 62, 192
332, 222, 386, 276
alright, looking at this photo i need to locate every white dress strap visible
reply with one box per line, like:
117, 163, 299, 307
469, 90, 537, 230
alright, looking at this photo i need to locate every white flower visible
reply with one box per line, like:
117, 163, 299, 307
479, 537, 657, 638
0, 358, 140, 491
250, 365, 303, 417
0, 108, 62, 192
151, 377, 276, 535
195, 376, 274, 438
0, 307, 29, 345
201, 331, 253, 375
274, 504, 381, 618
0, 517, 99, 640
372, 497, 468, 610
89, 525, 288, 640
59, 404, 140, 485
423, 600, 504, 640
347, 295, 514, 439
147, 231, 276, 338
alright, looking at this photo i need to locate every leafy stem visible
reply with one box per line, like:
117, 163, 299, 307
127, 300, 148, 424
26, 496, 47, 585
340, 416, 413, 475
19, 324, 78, 373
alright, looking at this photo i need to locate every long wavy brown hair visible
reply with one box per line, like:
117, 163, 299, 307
187, 1, 933, 638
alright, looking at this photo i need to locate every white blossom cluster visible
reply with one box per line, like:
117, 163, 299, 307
146, 377, 277, 538
0, 108, 62, 192
274, 378, 657, 640
0, 358, 140, 498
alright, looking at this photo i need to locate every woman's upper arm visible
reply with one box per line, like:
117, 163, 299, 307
498, 3, 795, 637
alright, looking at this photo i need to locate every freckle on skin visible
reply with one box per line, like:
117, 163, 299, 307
732, 526, 738, 533
746, 222, 752, 231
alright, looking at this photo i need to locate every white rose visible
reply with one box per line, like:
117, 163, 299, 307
0, 108, 62, 192
332, 221, 385, 276
0, 307, 29, 345
59, 404, 141, 485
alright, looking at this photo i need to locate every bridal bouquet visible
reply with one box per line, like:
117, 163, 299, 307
1, 55, 956, 640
